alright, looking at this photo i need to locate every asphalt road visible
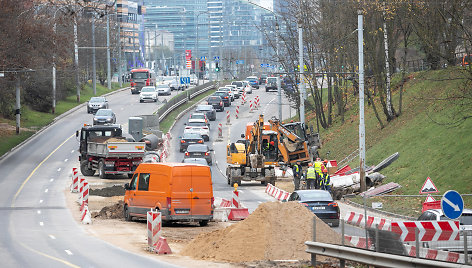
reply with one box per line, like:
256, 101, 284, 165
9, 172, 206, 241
0, 86, 184, 268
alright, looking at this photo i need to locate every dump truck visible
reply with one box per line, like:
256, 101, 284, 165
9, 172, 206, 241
77, 124, 146, 179
226, 115, 278, 186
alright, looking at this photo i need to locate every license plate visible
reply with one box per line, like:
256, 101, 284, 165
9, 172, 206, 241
250, 168, 257, 172
193, 153, 202, 156
174, 209, 190, 214
312, 207, 325, 210
188, 141, 196, 144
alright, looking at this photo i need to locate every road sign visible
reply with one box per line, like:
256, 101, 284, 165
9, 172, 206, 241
391, 220, 459, 242
200, 56, 206, 61
236, 60, 244, 65
214, 56, 219, 61
441, 190, 464, 220
186, 60, 192, 69
424, 194, 436, 203
180, 77, 190, 84
419, 177, 439, 194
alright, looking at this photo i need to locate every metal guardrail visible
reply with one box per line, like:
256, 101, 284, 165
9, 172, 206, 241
305, 241, 469, 268
157, 82, 215, 123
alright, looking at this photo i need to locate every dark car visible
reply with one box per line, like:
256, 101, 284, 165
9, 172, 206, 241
93, 109, 116, 125
288, 190, 340, 227
207, 96, 224, 112
179, 133, 204, 152
184, 144, 212, 165
213, 91, 231, 107
259, 74, 267, 85
266, 77, 278, 92
196, 104, 217, 121
87, 97, 109, 114
182, 158, 209, 166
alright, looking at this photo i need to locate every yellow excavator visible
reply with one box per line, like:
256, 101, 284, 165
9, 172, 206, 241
226, 115, 278, 186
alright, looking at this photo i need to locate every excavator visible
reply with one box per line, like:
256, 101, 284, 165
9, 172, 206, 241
226, 115, 278, 186
226, 115, 321, 186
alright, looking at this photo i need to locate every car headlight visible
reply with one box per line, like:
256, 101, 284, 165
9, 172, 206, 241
106, 118, 112, 122
93, 118, 98, 121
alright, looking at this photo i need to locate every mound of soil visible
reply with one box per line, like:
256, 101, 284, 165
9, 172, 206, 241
90, 185, 125, 197
92, 200, 124, 219
182, 201, 341, 263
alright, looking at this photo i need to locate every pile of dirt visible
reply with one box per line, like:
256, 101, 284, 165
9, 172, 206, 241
92, 200, 124, 219
90, 185, 125, 197
182, 201, 341, 263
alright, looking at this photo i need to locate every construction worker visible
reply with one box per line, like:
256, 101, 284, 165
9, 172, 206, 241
306, 163, 317, 189
321, 167, 331, 192
313, 158, 323, 189
292, 161, 301, 190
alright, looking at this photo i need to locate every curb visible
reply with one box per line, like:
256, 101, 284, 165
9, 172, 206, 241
0, 86, 130, 163
342, 198, 415, 221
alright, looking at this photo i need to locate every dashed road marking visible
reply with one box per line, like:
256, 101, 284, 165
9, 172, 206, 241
49, 235, 56, 240
57, 168, 61, 172
39, 222, 44, 226
39, 200, 43, 204
44, 189, 49, 193
37, 210, 41, 214
50, 179, 54, 182
64, 159, 68, 162
71, 150, 74, 153
64, 250, 73, 256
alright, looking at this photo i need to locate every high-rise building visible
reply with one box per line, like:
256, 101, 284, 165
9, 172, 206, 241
116, 0, 145, 70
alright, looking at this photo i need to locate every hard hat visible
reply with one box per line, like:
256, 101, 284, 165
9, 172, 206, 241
316, 157, 321, 161
322, 167, 328, 173
323, 159, 328, 164
270, 141, 275, 146
308, 163, 313, 166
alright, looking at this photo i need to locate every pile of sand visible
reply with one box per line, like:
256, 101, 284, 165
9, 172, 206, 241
182, 201, 341, 263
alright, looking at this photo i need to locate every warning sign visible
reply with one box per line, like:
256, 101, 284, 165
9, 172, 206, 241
424, 194, 436, 203
419, 177, 439, 194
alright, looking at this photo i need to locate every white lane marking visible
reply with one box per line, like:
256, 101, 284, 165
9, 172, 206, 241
57, 168, 61, 172
49, 235, 56, 240
44, 189, 49, 193
50, 179, 54, 182
215, 160, 218, 164
71, 150, 74, 153
39, 222, 44, 226
64, 250, 73, 256
120, 107, 124, 111
39, 200, 43, 203
37, 210, 41, 214
64, 159, 68, 162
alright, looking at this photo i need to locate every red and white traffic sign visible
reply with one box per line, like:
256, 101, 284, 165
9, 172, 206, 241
391, 221, 459, 242
424, 194, 436, 203
419, 177, 439, 194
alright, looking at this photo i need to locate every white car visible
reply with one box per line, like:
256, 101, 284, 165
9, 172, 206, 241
184, 121, 210, 141
226, 85, 239, 99
231, 81, 245, 94
218, 87, 235, 101
156, 84, 171, 96
139, 86, 158, 102
243, 81, 253, 94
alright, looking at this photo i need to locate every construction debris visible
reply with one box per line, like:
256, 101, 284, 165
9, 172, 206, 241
360, 182, 402, 197
91, 200, 124, 219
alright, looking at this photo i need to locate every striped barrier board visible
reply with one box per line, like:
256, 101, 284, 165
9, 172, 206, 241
147, 209, 162, 250
390, 221, 460, 242
344, 211, 391, 231
403, 244, 464, 263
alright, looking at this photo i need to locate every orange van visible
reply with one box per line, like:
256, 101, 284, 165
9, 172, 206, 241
123, 162, 214, 226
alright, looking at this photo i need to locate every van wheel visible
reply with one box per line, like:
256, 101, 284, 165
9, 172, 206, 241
98, 161, 107, 179
199, 220, 208, 227
124, 205, 132, 221
80, 160, 95, 176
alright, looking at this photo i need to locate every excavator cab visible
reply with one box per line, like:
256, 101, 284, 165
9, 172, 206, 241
226, 142, 247, 165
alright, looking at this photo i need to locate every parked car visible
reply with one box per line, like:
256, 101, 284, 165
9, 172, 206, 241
226, 85, 239, 99
213, 91, 231, 106
288, 190, 340, 227
184, 121, 210, 141
93, 109, 116, 125
123, 163, 213, 226
182, 158, 209, 166
266, 77, 278, 92
231, 81, 244, 94
246, 76, 259, 89
139, 86, 158, 102
195, 104, 217, 121
184, 144, 213, 165
243, 81, 253, 94
417, 209, 472, 252
87, 96, 109, 114
218, 87, 235, 101
179, 133, 204, 152
207, 96, 224, 112
156, 84, 171, 96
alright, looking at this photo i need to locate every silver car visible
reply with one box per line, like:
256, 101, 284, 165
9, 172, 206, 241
184, 144, 213, 165
87, 97, 109, 114
139, 86, 158, 102
156, 84, 171, 96
93, 109, 116, 125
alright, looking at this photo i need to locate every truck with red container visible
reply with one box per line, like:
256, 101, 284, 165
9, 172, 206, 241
129, 68, 156, 94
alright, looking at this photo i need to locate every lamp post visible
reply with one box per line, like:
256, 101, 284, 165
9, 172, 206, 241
195, 11, 209, 86
52, 6, 68, 114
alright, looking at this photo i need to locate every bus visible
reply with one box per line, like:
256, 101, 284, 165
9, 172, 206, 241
130, 69, 156, 94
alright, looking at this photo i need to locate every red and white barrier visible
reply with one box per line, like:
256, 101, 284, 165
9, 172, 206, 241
344, 211, 391, 231
344, 235, 374, 250
70, 168, 79, 193
147, 209, 162, 249
77, 177, 85, 204
228, 189, 249, 221
216, 123, 223, 141
232, 190, 241, 208
236, 106, 239, 119
241, 92, 246, 105
226, 110, 231, 125
81, 205, 91, 224
220, 198, 232, 208
265, 183, 290, 201
249, 100, 254, 113
391, 221, 460, 242
82, 181, 89, 206
403, 244, 464, 263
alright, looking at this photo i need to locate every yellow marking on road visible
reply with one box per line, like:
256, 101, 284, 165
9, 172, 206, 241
11, 133, 74, 207
19, 242, 80, 268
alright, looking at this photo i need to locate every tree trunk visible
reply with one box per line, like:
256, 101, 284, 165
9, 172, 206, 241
327, 75, 332, 125
366, 83, 385, 129
383, 6, 393, 118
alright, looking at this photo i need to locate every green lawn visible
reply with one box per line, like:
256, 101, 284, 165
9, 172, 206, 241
312, 67, 472, 215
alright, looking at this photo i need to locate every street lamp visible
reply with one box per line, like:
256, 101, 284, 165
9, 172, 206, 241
194, 11, 209, 85
52, 6, 68, 114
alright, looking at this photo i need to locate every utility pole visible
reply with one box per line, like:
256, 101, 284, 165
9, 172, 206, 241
92, 13, 97, 95
15, 78, 20, 134
358, 10, 366, 192
298, 22, 305, 125
74, 16, 80, 102
276, 21, 282, 121
117, 12, 122, 87
106, 12, 111, 90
